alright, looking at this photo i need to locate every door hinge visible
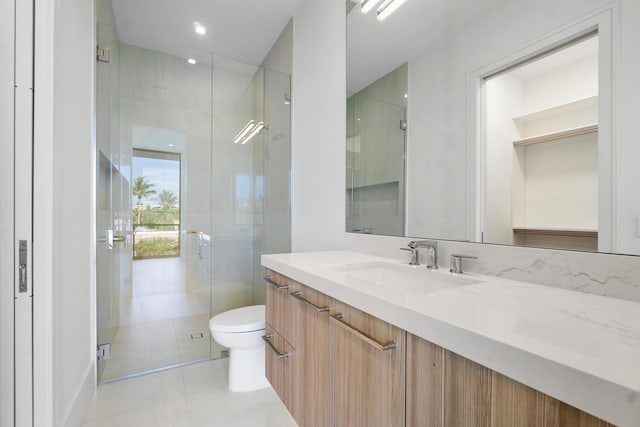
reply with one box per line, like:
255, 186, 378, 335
97, 46, 110, 63
97, 343, 111, 361
400, 119, 407, 131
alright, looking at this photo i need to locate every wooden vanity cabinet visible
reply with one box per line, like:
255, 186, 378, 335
264, 270, 613, 427
406, 333, 443, 426
264, 323, 294, 414
264, 270, 296, 416
491, 372, 613, 427
290, 283, 334, 426
265, 269, 296, 344
333, 299, 406, 427
406, 333, 613, 427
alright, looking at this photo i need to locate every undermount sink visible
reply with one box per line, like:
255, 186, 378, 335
326, 261, 484, 294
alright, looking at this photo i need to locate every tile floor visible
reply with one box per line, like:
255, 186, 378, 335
100, 313, 224, 381
83, 358, 298, 427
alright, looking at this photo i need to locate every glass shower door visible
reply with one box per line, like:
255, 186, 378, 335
95, 4, 215, 379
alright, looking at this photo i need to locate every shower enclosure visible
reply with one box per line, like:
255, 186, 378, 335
95, 0, 291, 382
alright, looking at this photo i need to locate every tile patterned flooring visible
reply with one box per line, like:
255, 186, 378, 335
101, 258, 223, 381
83, 359, 298, 427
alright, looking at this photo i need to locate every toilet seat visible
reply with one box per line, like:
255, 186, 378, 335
209, 305, 265, 333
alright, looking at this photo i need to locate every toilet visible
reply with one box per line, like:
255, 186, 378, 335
209, 304, 271, 392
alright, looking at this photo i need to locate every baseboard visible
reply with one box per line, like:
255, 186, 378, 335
62, 362, 96, 427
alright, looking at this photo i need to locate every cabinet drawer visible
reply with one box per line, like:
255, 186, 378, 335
264, 323, 294, 417
264, 269, 296, 345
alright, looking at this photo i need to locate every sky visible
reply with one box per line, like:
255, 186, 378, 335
132, 155, 180, 206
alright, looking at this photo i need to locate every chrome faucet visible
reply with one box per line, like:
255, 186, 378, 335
400, 245, 420, 266
407, 240, 438, 270
449, 254, 477, 274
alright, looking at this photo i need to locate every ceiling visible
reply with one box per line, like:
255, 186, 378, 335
508, 35, 598, 80
347, 0, 508, 94
110, 0, 304, 66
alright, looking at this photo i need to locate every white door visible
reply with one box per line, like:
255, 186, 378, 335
1, 0, 35, 425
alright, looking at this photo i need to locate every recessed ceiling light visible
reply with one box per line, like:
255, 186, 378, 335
194, 23, 207, 35
188, 58, 196, 65
168, 144, 175, 147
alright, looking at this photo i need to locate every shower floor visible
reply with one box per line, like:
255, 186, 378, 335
100, 258, 224, 382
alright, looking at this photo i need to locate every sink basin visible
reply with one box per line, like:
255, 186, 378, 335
326, 262, 483, 294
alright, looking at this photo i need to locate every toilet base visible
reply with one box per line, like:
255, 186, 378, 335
228, 347, 271, 392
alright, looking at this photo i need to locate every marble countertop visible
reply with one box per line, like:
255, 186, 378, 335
262, 250, 640, 427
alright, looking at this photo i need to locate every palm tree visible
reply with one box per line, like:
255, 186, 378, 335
157, 190, 177, 210
132, 176, 156, 225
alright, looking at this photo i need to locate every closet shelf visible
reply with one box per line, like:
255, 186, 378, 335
512, 96, 598, 125
512, 227, 597, 238
512, 123, 597, 147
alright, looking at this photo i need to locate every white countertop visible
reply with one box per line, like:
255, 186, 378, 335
262, 250, 640, 427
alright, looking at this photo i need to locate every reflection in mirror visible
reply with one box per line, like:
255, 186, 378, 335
346, 64, 407, 236
483, 35, 600, 252
345, 1, 637, 255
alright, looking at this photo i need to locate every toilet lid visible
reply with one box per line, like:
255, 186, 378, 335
209, 305, 265, 333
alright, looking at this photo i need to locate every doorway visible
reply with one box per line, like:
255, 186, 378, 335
482, 33, 604, 252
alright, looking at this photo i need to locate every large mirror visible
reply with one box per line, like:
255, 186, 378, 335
346, 0, 640, 256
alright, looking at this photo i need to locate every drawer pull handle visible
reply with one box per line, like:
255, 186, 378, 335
262, 334, 289, 359
290, 291, 330, 313
263, 275, 290, 290
330, 314, 396, 351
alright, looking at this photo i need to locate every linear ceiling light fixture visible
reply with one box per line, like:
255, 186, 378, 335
233, 120, 255, 144
241, 121, 265, 145
360, 0, 382, 14
376, 0, 408, 21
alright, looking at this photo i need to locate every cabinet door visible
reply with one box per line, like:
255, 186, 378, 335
333, 300, 405, 427
491, 372, 614, 427
265, 323, 294, 416
265, 269, 296, 345
444, 350, 492, 427
406, 333, 443, 427
291, 284, 333, 426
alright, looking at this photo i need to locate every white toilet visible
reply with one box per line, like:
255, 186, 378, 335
209, 304, 271, 392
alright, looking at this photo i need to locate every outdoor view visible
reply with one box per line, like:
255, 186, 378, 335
132, 149, 181, 259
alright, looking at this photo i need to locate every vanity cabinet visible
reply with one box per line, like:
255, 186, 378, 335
407, 333, 613, 427
264, 323, 294, 414
265, 269, 296, 345
290, 284, 334, 426
265, 269, 613, 427
333, 299, 405, 427
264, 270, 296, 416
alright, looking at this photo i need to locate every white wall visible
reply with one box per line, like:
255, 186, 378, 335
484, 74, 523, 245
291, 0, 345, 252
50, 0, 96, 425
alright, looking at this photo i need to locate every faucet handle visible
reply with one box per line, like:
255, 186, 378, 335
400, 247, 420, 266
449, 254, 477, 274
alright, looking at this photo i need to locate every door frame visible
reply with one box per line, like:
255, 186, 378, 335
467, 7, 616, 252
0, 0, 17, 423
33, 0, 56, 424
